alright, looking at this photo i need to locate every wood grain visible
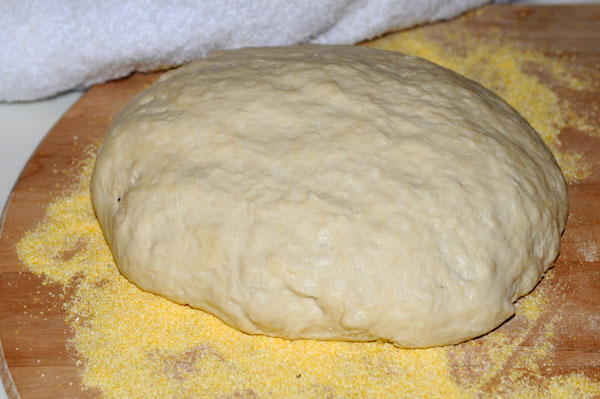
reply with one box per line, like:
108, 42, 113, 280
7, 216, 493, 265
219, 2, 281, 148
0, 74, 158, 399
1, 5, 599, 398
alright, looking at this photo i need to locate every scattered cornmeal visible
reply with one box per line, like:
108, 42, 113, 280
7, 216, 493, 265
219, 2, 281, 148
17, 22, 600, 399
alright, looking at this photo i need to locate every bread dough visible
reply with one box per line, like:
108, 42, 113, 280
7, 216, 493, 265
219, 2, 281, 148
91, 45, 568, 348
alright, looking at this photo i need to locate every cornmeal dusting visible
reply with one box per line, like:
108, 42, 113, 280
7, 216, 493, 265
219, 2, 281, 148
16, 22, 600, 399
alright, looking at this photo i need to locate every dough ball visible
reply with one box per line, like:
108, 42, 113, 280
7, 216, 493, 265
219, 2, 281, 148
91, 45, 568, 348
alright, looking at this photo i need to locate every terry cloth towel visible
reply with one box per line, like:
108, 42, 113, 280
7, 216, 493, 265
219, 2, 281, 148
1, 0, 490, 102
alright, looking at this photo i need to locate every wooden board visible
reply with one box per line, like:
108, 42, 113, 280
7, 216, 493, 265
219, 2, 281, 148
1, 5, 599, 398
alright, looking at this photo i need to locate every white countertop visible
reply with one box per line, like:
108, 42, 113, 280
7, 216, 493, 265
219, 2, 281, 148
0, 91, 84, 216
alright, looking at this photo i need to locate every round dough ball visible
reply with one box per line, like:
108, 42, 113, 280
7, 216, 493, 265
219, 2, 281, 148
91, 45, 568, 348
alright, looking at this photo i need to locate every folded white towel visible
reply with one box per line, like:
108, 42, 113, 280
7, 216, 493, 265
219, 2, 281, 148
0, 0, 489, 102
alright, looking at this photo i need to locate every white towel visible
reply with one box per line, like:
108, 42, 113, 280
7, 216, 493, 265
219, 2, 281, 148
0, 0, 490, 102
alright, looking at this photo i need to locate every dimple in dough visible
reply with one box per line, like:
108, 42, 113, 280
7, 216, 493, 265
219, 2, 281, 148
91, 45, 568, 348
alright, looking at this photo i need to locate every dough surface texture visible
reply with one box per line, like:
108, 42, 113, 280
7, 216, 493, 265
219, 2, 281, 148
91, 45, 568, 348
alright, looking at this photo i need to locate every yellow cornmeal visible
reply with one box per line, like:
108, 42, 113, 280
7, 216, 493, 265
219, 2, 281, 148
16, 26, 600, 399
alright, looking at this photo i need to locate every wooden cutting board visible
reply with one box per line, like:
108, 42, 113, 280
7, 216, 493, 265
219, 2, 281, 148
1, 5, 599, 398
